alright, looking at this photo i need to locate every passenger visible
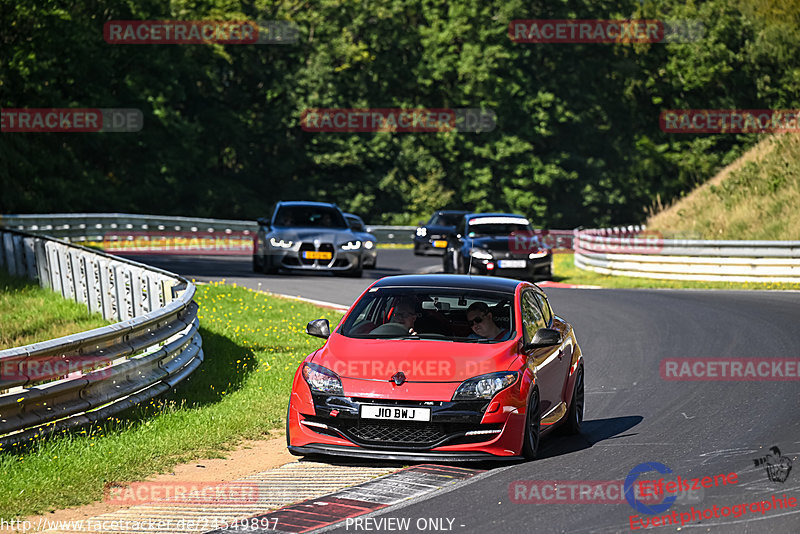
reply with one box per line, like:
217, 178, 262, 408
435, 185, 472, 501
466, 302, 508, 340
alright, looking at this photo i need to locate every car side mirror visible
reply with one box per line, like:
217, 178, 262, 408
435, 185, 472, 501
418, 221, 425, 226
306, 318, 331, 339
523, 328, 561, 351
257, 217, 271, 230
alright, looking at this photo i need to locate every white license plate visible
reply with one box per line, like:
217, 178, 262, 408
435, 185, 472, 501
498, 259, 527, 268
361, 405, 431, 422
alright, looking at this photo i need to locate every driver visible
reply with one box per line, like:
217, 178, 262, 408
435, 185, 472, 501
466, 302, 508, 340
371, 298, 418, 335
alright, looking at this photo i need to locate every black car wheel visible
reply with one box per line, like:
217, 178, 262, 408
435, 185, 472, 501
442, 248, 455, 273
561, 366, 584, 435
522, 387, 541, 459
252, 254, 264, 273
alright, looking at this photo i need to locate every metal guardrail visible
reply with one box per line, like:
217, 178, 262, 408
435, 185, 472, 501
0, 213, 417, 245
0, 227, 203, 447
574, 227, 800, 282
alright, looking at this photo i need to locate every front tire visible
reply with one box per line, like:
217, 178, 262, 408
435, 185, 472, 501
522, 387, 541, 459
562, 367, 584, 435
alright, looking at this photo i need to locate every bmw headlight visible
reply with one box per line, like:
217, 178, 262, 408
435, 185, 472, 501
269, 237, 293, 249
340, 240, 361, 250
416, 227, 427, 237
302, 363, 344, 395
452, 372, 518, 401
364, 240, 374, 249
469, 248, 493, 260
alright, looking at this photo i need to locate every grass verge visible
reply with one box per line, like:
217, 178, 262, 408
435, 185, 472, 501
647, 133, 800, 240
553, 253, 800, 290
0, 270, 108, 350
0, 281, 343, 520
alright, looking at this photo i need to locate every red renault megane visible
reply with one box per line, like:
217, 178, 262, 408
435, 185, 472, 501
287, 274, 584, 461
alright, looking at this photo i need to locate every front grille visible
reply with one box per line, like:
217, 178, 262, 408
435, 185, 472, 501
297, 242, 335, 266
299, 242, 315, 265
351, 422, 446, 444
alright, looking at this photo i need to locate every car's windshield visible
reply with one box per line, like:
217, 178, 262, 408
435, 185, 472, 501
339, 287, 515, 342
467, 216, 532, 237
274, 206, 347, 228
430, 213, 464, 226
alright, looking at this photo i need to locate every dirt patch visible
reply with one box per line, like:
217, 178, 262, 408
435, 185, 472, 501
17, 434, 295, 532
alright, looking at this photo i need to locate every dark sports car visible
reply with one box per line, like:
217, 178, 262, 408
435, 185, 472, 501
443, 213, 553, 280
287, 274, 584, 461
253, 201, 364, 277
414, 210, 469, 256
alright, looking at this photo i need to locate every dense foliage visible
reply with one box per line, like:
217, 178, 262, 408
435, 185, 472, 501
2, 0, 798, 226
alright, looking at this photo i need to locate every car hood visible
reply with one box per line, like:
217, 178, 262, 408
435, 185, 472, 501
311, 333, 519, 384
270, 228, 357, 244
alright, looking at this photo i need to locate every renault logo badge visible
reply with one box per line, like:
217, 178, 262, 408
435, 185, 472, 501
391, 371, 406, 385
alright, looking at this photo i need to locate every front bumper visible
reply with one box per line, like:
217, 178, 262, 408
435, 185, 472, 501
289, 393, 526, 459
264, 245, 360, 272
289, 444, 520, 462
414, 236, 449, 256
467, 254, 552, 279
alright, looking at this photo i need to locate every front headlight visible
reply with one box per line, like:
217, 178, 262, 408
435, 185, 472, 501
269, 237, 293, 249
302, 362, 344, 395
416, 227, 427, 237
469, 248, 493, 260
452, 371, 518, 401
363, 240, 374, 249
340, 240, 361, 250
528, 251, 548, 259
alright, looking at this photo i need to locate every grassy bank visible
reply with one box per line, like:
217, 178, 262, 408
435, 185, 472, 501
647, 134, 800, 240
553, 253, 800, 290
0, 282, 342, 519
0, 271, 108, 350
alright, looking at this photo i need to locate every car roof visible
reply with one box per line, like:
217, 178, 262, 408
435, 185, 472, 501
370, 274, 533, 294
434, 210, 469, 215
277, 201, 339, 208
465, 212, 527, 221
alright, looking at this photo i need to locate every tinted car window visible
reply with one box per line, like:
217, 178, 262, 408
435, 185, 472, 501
274, 206, 347, 228
431, 213, 465, 226
521, 291, 546, 344
533, 293, 553, 326
467, 216, 532, 237
339, 287, 515, 342
346, 216, 365, 232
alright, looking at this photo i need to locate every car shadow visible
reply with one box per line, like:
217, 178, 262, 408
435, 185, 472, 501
535, 415, 644, 460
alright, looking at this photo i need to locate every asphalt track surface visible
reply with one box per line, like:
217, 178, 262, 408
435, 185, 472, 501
127, 250, 800, 533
